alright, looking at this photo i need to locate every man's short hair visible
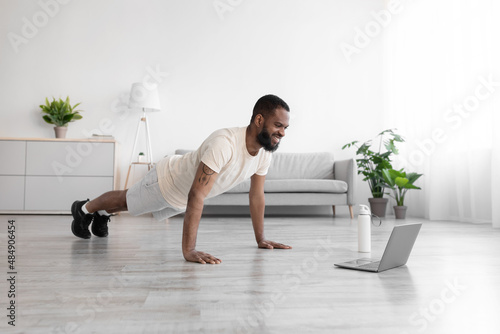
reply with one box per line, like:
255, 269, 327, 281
251, 94, 290, 123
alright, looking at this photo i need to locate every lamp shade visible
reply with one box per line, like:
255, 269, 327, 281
128, 82, 161, 112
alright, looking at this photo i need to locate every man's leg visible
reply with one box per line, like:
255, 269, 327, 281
71, 190, 128, 239
72, 166, 162, 239
85, 190, 128, 214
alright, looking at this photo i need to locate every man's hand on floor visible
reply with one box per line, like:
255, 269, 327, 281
183, 249, 222, 264
258, 239, 292, 250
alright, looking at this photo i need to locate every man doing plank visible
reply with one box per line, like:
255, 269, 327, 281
70, 94, 292, 264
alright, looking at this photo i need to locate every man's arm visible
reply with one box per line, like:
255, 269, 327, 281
182, 162, 221, 264
249, 174, 292, 249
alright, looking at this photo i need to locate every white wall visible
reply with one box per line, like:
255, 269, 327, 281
0, 0, 386, 215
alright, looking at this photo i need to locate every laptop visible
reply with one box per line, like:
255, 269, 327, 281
334, 223, 422, 272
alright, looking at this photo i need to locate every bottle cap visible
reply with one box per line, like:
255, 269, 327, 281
359, 204, 371, 215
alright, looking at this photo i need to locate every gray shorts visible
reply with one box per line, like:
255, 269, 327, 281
126, 167, 184, 221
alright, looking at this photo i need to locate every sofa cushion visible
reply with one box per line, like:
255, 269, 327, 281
226, 179, 347, 194
266, 152, 334, 180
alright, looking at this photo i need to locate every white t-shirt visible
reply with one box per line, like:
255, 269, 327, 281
156, 127, 272, 209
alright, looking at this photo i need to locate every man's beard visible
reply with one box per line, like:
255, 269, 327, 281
257, 127, 280, 152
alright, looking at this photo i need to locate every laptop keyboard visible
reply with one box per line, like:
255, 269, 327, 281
358, 261, 380, 270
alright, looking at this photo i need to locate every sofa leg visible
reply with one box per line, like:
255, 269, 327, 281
332, 205, 336, 216
349, 205, 354, 219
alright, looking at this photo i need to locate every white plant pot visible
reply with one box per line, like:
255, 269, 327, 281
54, 126, 67, 138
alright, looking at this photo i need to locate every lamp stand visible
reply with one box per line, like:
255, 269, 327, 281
124, 110, 154, 189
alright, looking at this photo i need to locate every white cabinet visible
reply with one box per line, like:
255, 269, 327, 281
24, 176, 114, 211
0, 140, 26, 175
26, 141, 114, 177
0, 138, 115, 213
0, 176, 25, 210
0, 140, 26, 210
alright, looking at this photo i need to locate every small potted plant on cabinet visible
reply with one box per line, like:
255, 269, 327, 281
382, 168, 423, 219
40, 96, 83, 138
342, 129, 404, 217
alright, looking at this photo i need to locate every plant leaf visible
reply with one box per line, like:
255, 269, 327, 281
406, 172, 423, 184
384, 139, 399, 155
42, 115, 54, 124
382, 169, 395, 188
392, 133, 405, 142
63, 114, 74, 123
342, 141, 358, 150
395, 177, 409, 188
378, 129, 394, 136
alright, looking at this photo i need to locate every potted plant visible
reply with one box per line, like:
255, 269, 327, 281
138, 152, 145, 162
40, 96, 83, 138
382, 168, 423, 219
342, 129, 404, 217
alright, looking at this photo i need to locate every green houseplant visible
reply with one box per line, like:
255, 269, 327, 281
382, 168, 423, 219
342, 129, 404, 217
40, 96, 83, 138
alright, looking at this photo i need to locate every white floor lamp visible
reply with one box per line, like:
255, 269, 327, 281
124, 82, 161, 189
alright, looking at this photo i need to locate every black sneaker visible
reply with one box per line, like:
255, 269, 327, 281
91, 212, 110, 237
71, 199, 93, 239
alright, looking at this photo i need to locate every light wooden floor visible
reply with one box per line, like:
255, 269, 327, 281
1, 212, 500, 334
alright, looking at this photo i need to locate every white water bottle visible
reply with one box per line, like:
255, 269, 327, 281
358, 204, 371, 253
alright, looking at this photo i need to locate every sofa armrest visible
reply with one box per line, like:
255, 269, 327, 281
334, 158, 356, 205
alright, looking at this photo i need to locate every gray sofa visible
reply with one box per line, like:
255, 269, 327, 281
175, 150, 356, 218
